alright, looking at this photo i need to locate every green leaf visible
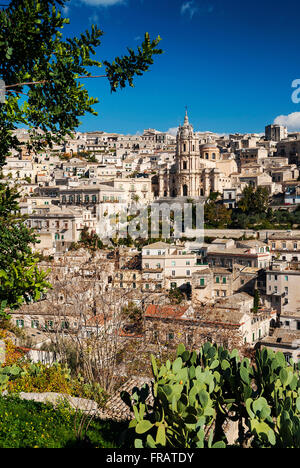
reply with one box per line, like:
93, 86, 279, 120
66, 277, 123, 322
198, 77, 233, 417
211, 441, 226, 448
199, 390, 209, 408
172, 357, 183, 374
279, 368, 288, 386
151, 354, 158, 377
136, 420, 154, 434
156, 424, 166, 446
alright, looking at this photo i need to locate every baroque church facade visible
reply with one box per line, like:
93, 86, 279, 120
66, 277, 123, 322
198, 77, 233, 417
156, 111, 236, 199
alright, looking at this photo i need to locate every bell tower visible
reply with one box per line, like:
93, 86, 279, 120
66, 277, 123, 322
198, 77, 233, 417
174, 109, 200, 198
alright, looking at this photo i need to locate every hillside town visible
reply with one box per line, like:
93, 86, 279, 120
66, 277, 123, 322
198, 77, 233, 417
4, 110, 300, 378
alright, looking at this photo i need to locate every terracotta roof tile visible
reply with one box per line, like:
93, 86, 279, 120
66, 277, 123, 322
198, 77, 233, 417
145, 304, 189, 319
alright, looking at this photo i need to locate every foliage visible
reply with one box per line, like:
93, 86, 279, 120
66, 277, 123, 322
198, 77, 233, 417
0, 395, 126, 448
103, 32, 163, 93
204, 200, 232, 228
121, 302, 143, 331
0, 329, 25, 367
253, 289, 260, 313
79, 226, 104, 251
168, 286, 185, 305
0, 301, 11, 325
121, 343, 300, 448
0, 182, 51, 309
237, 185, 269, 216
0, 360, 107, 407
0, 0, 162, 165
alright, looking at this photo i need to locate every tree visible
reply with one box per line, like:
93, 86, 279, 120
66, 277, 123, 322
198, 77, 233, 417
253, 289, 260, 313
0, 0, 162, 165
121, 301, 143, 332
0, 180, 51, 309
238, 185, 269, 215
168, 286, 185, 305
204, 200, 232, 228
0, 0, 162, 309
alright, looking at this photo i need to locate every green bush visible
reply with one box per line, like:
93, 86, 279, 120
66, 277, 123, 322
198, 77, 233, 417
121, 343, 300, 448
1, 362, 108, 408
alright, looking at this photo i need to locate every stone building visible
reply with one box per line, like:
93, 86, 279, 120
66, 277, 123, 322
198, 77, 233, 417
157, 110, 230, 199
144, 303, 275, 350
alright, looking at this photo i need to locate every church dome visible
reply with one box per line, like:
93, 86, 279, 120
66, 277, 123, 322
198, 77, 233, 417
177, 109, 193, 139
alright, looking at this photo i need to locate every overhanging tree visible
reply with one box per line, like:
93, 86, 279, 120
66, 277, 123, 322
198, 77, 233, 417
0, 0, 163, 310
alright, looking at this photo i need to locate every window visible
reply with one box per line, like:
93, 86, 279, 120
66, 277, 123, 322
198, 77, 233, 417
45, 320, 53, 330
61, 321, 69, 330
200, 278, 205, 286
168, 332, 174, 341
16, 319, 24, 328
171, 261, 176, 267
222, 277, 227, 284
31, 320, 39, 329
145, 283, 149, 290
186, 270, 191, 276
186, 261, 190, 266
172, 270, 176, 276
216, 277, 220, 284
285, 276, 289, 282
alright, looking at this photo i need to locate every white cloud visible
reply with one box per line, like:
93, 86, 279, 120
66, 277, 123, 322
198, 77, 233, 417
166, 127, 179, 136
274, 112, 300, 131
79, 0, 126, 6
181, 1, 198, 18
180, 1, 214, 19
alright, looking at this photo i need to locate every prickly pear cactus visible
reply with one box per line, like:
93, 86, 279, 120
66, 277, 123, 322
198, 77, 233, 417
121, 343, 300, 448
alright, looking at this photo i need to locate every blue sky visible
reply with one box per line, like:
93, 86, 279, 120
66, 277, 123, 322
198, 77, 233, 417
61, 0, 300, 135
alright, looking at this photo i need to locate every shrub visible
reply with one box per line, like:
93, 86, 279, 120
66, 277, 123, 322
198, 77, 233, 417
121, 343, 300, 448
